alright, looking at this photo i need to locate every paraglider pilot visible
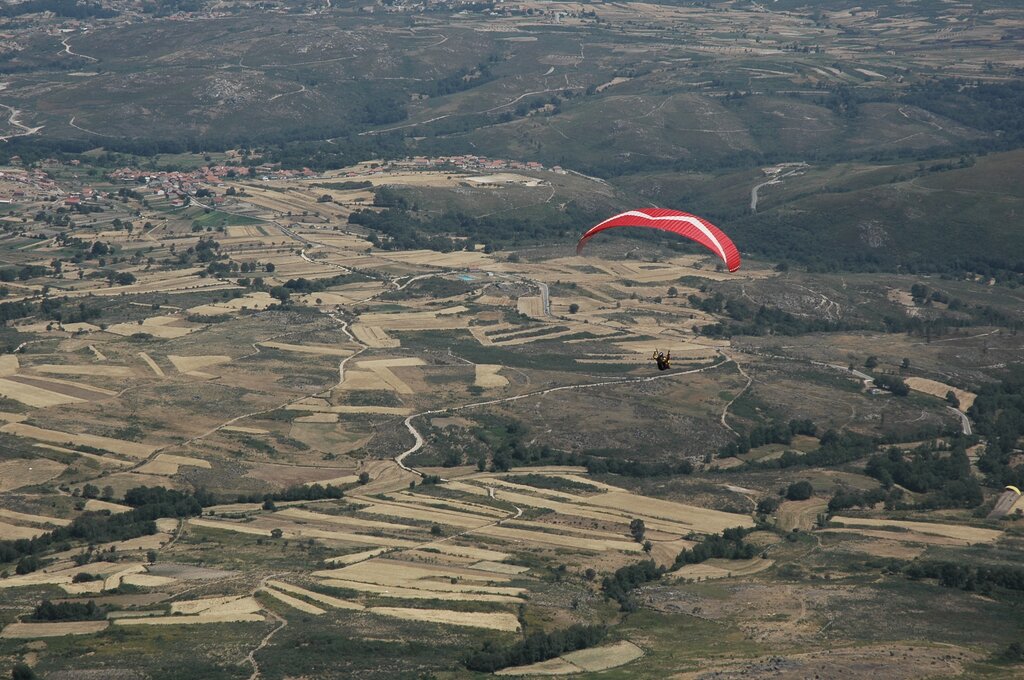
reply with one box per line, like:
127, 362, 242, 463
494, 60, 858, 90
652, 350, 671, 371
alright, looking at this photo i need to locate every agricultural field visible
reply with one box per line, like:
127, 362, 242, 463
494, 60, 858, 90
0, 150, 1020, 678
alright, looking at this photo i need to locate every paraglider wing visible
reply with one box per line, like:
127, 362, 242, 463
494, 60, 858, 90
1007, 485, 1022, 496
577, 208, 741, 272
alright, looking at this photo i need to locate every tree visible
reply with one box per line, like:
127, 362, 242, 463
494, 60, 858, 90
864, 356, 879, 370
81, 484, 99, 499
785, 481, 814, 501
430, 524, 443, 536
946, 390, 960, 408
568, 303, 580, 314
270, 528, 283, 539
262, 499, 277, 511
358, 471, 370, 485
101, 486, 114, 501
11, 663, 36, 680
900, 358, 911, 371
668, 286, 678, 298
265, 262, 275, 273
146, 550, 158, 564
629, 518, 646, 542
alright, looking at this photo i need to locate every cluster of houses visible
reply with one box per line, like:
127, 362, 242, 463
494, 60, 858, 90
389, 155, 564, 174
0, 170, 59, 204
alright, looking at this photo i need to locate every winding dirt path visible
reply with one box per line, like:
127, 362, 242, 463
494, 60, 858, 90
245, 574, 288, 680
61, 37, 98, 62
720, 353, 751, 435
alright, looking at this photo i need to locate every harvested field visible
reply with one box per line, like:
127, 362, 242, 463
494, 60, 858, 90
495, 657, 579, 676
368, 607, 520, 631
146, 563, 235, 581
318, 579, 522, 604
138, 352, 165, 377
904, 377, 976, 411
584, 491, 755, 534
244, 462, 359, 486
670, 558, 773, 582
189, 516, 422, 548
167, 355, 231, 376
265, 580, 364, 610
276, 507, 427, 534
314, 559, 524, 595
33, 364, 133, 377
0, 507, 71, 527
0, 521, 45, 539
351, 324, 399, 348
261, 587, 326, 615
356, 501, 495, 529
188, 292, 276, 315
358, 307, 469, 331
325, 548, 390, 565
515, 296, 544, 318
0, 377, 84, 406
475, 364, 508, 388
259, 341, 352, 357
469, 525, 642, 553
0, 423, 157, 458
171, 596, 261, 615
136, 453, 212, 476
828, 517, 1002, 544
0, 458, 66, 491
107, 317, 197, 339
85, 499, 132, 514
122, 574, 177, 587
4, 375, 115, 400
497, 640, 645, 675
114, 612, 265, 625
0, 621, 109, 638
0, 354, 18, 375
221, 425, 269, 435
776, 500, 828, 532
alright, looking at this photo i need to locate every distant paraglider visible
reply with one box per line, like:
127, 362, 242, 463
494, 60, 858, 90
1007, 485, 1022, 496
577, 208, 741, 272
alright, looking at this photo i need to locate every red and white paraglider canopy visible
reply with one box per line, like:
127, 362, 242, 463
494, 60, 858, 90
577, 208, 741, 272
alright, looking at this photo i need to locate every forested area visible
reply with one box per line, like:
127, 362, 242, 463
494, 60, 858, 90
865, 443, 983, 508
463, 625, 607, 672
0, 486, 205, 568
971, 368, 1024, 488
